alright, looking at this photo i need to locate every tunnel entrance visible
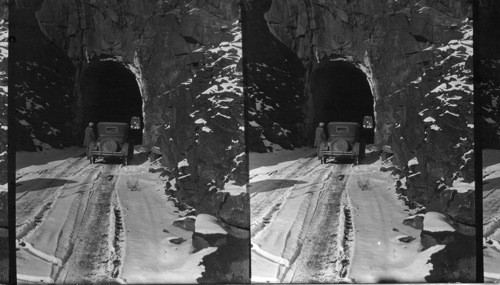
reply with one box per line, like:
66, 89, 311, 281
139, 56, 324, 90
310, 60, 375, 143
80, 61, 143, 145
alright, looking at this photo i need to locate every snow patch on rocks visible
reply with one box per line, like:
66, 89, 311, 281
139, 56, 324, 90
195, 214, 228, 235
423, 212, 455, 233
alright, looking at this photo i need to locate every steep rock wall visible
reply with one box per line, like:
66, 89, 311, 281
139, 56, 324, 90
11, 0, 76, 151
18, 0, 247, 221
245, 0, 470, 148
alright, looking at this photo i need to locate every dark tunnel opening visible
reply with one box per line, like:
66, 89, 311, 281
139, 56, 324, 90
310, 61, 375, 144
80, 61, 143, 145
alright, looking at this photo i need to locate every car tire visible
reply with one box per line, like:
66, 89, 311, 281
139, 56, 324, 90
332, 139, 349, 152
100, 139, 118, 152
360, 142, 366, 159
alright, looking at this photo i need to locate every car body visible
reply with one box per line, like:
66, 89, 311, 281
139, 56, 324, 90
319, 122, 365, 165
89, 122, 133, 165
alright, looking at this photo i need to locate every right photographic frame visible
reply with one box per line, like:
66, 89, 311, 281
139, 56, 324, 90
243, 0, 478, 283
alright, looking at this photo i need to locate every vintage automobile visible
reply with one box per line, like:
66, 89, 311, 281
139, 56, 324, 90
320, 118, 372, 165
89, 122, 134, 165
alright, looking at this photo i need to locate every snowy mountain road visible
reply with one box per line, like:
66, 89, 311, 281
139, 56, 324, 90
15, 149, 214, 284
250, 155, 353, 283
16, 156, 121, 283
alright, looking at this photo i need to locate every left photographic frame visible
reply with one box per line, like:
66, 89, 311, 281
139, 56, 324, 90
10, 0, 248, 283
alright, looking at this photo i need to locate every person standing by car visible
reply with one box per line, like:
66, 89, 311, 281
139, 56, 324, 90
83, 122, 96, 159
314, 122, 326, 162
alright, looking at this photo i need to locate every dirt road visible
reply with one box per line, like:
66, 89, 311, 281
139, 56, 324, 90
250, 155, 353, 283
16, 156, 124, 283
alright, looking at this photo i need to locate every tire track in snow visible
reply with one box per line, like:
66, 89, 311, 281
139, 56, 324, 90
16, 160, 125, 284
250, 157, 325, 231
16, 157, 90, 238
54, 164, 121, 283
108, 190, 125, 281
52, 165, 106, 282
251, 156, 352, 282
250, 158, 326, 235
283, 164, 353, 282
336, 190, 354, 280
17, 163, 104, 283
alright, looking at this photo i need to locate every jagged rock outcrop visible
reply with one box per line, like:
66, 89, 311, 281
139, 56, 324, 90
12, 0, 248, 281
12, 0, 75, 151
244, 0, 474, 281
394, 21, 473, 227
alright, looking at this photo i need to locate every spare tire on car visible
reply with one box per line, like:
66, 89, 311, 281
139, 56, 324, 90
331, 139, 349, 152
100, 138, 118, 152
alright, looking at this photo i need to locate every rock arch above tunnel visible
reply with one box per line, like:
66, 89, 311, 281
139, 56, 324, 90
79, 60, 143, 144
309, 60, 374, 142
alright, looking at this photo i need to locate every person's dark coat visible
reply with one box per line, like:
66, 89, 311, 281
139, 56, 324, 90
314, 126, 326, 147
83, 126, 96, 146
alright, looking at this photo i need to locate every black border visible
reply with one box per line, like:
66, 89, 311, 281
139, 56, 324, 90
473, 0, 484, 282
7, 0, 16, 283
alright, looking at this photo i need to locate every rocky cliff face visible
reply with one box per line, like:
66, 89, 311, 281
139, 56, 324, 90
244, 0, 474, 281
12, 0, 247, 282
245, 0, 470, 147
11, 0, 75, 151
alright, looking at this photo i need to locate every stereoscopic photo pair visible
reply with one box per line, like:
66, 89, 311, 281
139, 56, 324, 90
0, 0, 498, 284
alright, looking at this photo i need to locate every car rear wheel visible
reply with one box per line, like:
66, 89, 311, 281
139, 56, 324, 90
100, 139, 118, 152
128, 142, 134, 160
331, 139, 349, 152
